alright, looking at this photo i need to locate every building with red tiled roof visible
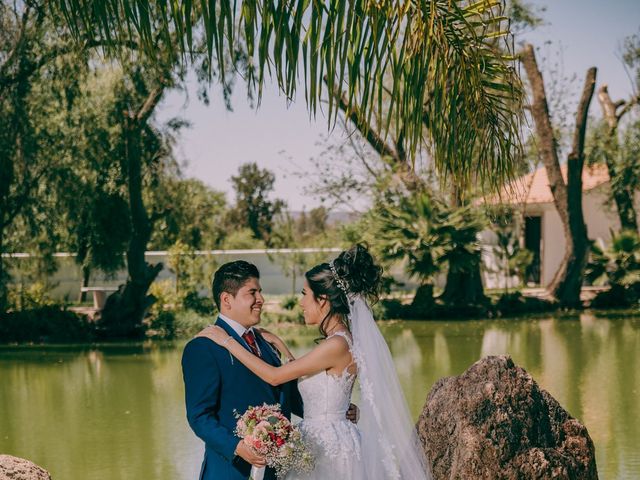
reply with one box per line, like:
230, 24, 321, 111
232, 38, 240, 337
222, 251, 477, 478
481, 163, 638, 288
485, 163, 610, 206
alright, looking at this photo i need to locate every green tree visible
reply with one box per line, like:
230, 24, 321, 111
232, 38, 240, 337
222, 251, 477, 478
97, 58, 184, 338
0, 1, 94, 311
149, 177, 228, 250
165, 240, 217, 308
587, 118, 640, 233
50, 70, 133, 299
270, 207, 335, 294
227, 163, 286, 244
592, 30, 640, 232
437, 205, 487, 305
366, 187, 485, 309
321, 0, 544, 305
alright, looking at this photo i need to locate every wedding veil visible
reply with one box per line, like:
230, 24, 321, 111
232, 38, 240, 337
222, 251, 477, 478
349, 295, 431, 480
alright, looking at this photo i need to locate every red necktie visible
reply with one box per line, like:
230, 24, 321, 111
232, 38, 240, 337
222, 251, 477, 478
242, 330, 260, 357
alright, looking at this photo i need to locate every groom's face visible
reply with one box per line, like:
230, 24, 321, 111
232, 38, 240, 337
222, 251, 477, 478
222, 277, 264, 328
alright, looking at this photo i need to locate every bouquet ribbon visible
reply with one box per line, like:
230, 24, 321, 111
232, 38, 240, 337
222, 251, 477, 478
250, 465, 265, 480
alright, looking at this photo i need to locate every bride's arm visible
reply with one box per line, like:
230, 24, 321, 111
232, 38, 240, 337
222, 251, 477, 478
257, 329, 296, 362
196, 326, 345, 386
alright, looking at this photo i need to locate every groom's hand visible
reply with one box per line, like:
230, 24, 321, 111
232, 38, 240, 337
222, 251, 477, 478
235, 440, 266, 468
346, 403, 359, 424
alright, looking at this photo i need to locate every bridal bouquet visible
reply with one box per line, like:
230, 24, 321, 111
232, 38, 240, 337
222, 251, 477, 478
235, 403, 314, 479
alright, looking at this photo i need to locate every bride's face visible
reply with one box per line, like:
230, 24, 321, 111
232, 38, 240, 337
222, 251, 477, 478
300, 280, 328, 325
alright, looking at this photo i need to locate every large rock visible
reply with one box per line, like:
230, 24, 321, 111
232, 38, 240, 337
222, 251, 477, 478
0, 455, 51, 480
417, 356, 598, 480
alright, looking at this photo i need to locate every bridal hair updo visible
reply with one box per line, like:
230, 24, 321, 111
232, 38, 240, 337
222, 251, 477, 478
305, 244, 383, 338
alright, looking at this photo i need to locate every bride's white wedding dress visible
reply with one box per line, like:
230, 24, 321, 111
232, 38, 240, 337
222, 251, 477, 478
286, 331, 366, 479
286, 296, 430, 480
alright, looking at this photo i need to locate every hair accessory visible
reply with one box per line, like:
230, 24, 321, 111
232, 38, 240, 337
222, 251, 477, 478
330, 260, 350, 294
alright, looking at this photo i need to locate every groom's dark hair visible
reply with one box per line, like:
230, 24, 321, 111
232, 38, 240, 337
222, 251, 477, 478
212, 260, 260, 309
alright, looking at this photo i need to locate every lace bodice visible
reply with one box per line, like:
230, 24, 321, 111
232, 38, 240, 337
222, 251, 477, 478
286, 331, 364, 478
298, 331, 356, 423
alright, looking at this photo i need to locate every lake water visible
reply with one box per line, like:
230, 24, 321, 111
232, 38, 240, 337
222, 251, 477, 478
1, 313, 638, 479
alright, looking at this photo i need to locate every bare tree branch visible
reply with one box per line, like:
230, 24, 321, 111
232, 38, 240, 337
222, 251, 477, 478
598, 85, 619, 130
520, 44, 568, 219
135, 84, 166, 124
521, 43, 597, 306
598, 84, 639, 127
617, 95, 639, 121
570, 67, 597, 163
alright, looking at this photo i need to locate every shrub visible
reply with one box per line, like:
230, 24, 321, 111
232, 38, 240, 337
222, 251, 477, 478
494, 291, 557, 317
586, 230, 640, 308
173, 310, 212, 338
0, 306, 94, 343
147, 310, 177, 339
7, 282, 58, 310
183, 291, 216, 316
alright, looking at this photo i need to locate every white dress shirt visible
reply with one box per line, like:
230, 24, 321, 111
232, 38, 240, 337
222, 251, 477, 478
218, 313, 261, 356
218, 313, 251, 336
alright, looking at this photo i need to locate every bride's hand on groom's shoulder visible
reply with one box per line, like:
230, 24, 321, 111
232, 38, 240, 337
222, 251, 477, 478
256, 328, 280, 345
195, 326, 230, 346
257, 329, 295, 362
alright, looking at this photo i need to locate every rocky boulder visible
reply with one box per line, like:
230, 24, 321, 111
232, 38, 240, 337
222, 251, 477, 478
417, 355, 598, 479
0, 455, 51, 480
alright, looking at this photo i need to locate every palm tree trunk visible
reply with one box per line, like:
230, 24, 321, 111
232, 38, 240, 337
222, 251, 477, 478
521, 44, 596, 307
441, 266, 486, 305
441, 184, 487, 305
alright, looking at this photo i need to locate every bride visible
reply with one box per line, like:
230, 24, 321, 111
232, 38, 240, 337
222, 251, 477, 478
197, 244, 430, 479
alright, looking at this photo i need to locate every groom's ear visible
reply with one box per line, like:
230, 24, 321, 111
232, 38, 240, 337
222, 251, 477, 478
220, 291, 232, 310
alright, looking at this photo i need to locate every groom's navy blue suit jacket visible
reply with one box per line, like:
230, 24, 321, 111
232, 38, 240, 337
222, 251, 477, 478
182, 318, 303, 480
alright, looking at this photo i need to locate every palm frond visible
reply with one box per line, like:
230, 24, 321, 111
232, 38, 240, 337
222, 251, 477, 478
52, 0, 524, 184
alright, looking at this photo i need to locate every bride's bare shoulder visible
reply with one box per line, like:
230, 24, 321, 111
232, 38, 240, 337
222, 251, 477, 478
321, 333, 352, 352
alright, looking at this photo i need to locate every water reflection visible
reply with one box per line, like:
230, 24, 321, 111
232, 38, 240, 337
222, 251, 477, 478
0, 313, 638, 479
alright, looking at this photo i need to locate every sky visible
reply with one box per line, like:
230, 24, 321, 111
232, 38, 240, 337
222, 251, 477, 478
157, 0, 640, 211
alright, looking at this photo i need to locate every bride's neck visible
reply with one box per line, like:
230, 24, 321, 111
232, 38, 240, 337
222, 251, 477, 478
324, 315, 348, 336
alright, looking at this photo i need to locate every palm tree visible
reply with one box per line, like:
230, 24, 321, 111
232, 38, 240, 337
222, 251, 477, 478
47, 0, 525, 330
52, 0, 524, 184
370, 188, 486, 310
586, 230, 640, 307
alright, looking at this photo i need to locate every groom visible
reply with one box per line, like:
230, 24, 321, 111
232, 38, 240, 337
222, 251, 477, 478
182, 260, 302, 480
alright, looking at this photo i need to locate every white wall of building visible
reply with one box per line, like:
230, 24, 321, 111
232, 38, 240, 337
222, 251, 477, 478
534, 186, 637, 287
482, 185, 640, 289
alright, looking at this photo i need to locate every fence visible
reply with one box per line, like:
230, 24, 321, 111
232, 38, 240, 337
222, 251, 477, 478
3, 248, 387, 300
